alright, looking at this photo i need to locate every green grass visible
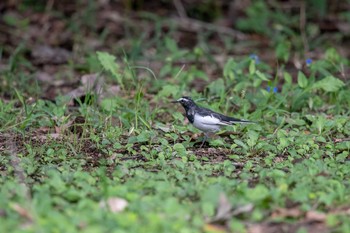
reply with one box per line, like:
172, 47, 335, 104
1, 49, 350, 232
1, 2, 350, 233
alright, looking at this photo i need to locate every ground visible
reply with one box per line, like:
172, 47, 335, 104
1, 1, 350, 233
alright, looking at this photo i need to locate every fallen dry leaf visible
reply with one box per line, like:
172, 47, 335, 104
81, 74, 103, 95
211, 193, 254, 223
273, 157, 284, 163
33, 133, 61, 142
35, 71, 54, 83
0, 208, 6, 217
55, 118, 74, 134
103, 85, 121, 99
232, 203, 254, 216
65, 74, 120, 106
248, 221, 329, 233
203, 223, 227, 233
212, 192, 232, 221
10, 203, 33, 221
248, 224, 266, 233
31, 45, 71, 65
271, 207, 302, 219
99, 197, 128, 213
66, 74, 102, 100
306, 210, 327, 222
154, 124, 171, 133
334, 137, 350, 143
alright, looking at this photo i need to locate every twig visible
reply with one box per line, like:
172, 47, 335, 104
45, 0, 54, 12
169, 17, 248, 40
334, 138, 350, 143
299, 1, 309, 53
174, 64, 186, 80
173, 0, 187, 18
103, 10, 247, 40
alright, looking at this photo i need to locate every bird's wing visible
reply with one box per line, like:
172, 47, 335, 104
194, 114, 230, 126
197, 107, 252, 124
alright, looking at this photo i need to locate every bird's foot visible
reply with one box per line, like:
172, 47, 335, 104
199, 134, 208, 148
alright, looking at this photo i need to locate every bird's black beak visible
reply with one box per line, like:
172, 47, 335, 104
171, 100, 179, 103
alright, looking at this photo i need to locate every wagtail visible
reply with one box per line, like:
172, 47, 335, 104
172, 96, 252, 147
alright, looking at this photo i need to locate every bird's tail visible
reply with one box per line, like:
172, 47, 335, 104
229, 119, 254, 124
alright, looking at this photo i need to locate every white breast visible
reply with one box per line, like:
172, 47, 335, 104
192, 114, 227, 132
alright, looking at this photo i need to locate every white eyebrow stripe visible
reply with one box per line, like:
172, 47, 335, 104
178, 98, 189, 102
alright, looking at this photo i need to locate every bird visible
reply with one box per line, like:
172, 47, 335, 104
172, 96, 252, 148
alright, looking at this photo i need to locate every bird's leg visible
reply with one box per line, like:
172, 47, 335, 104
200, 133, 208, 148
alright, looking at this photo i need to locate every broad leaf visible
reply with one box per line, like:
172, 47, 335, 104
312, 76, 345, 92
297, 71, 308, 88
97, 51, 123, 88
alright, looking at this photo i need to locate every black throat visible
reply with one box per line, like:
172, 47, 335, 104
185, 107, 195, 124
181, 103, 196, 124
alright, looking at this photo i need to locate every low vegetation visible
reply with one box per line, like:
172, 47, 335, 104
1, 1, 350, 232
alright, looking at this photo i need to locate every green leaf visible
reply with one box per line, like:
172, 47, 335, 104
209, 139, 225, 147
278, 137, 289, 149
256, 70, 269, 81
159, 63, 172, 77
223, 58, 236, 80
297, 71, 308, 88
247, 184, 269, 201
173, 143, 187, 157
96, 52, 118, 75
249, 60, 256, 75
202, 202, 215, 217
138, 116, 151, 130
325, 47, 341, 63
312, 76, 345, 92
136, 131, 151, 143
284, 72, 292, 85
100, 98, 119, 112
275, 40, 290, 62
96, 51, 123, 88
208, 78, 225, 96
247, 130, 259, 148
234, 139, 248, 150
165, 37, 178, 52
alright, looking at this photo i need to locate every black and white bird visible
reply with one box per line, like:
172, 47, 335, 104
172, 96, 252, 147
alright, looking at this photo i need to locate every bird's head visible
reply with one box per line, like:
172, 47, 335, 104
171, 96, 196, 110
